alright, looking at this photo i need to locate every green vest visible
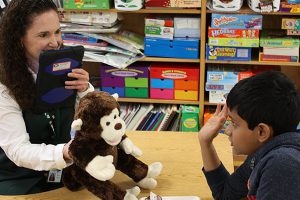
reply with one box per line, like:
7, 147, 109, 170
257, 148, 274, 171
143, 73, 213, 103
0, 107, 74, 195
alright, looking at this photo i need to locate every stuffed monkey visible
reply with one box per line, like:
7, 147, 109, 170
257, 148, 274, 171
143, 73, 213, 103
63, 91, 162, 200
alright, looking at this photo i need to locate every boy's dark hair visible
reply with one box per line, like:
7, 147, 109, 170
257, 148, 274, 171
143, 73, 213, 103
227, 70, 300, 136
0, 0, 57, 111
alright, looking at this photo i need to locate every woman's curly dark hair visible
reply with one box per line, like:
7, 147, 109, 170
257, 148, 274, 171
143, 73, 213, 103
0, 0, 57, 111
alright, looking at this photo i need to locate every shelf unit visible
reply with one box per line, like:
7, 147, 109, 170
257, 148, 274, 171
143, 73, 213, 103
62, 7, 203, 125
62, 3, 300, 126
202, 2, 300, 124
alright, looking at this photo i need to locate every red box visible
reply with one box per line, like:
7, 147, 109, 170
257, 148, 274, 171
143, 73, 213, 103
145, 0, 201, 8
150, 63, 199, 80
208, 27, 259, 39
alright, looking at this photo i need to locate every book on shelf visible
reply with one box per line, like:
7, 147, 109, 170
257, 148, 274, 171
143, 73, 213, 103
151, 112, 166, 131
166, 111, 180, 131
124, 104, 140, 126
146, 111, 162, 131
170, 107, 182, 131
140, 111, 156, 131
137, 112, 153, 131
162, 110, 180, 131
129, 104, 154, 131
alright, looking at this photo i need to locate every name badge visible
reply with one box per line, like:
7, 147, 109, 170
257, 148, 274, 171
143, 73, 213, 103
47, 169, 62, 183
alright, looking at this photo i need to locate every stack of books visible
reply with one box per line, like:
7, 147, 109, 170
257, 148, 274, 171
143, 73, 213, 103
259, 29, 299, 62
207, 14, 262, 61
120, 103, 200, 132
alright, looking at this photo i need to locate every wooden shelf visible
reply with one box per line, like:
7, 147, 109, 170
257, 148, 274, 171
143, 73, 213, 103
204, 100, 224, 106
84, 57, 200, 63
206, 60, 300, 66
206, 6, 300, 15
142, 57, 200, 63
59, 8, 201, 14
119, 97, 199, 105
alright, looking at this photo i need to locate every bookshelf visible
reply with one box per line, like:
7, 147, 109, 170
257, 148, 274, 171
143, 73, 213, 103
62, 2, 300, 127
202, 2, 300, 124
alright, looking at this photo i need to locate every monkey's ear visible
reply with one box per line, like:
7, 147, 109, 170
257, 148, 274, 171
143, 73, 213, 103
71, 118, 83, 131
111, 93, 119, 101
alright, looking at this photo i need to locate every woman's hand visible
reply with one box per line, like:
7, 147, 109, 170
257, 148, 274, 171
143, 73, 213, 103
63, 140, 73, 161
65, 68, 89, 92
199, 104, 228, 144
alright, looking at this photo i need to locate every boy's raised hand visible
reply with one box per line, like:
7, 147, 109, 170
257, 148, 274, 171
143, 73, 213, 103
199, 104, 228, 144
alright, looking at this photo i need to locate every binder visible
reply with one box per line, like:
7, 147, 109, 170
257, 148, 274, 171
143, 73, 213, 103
34, 46, 84, 113
161, 110, 177, 131
141, 112, 156, 131
152, 112, 165, 131
146, 111, 161, 131
136, 112, 152, 130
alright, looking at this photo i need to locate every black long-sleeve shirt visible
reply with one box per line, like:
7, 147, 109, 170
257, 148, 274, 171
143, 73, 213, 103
203, 132, 300, 200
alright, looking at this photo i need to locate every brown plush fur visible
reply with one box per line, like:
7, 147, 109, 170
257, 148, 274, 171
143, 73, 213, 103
63, 91, 148, 200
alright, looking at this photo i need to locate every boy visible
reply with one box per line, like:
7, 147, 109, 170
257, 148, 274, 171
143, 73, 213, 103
199, 71, 300, 199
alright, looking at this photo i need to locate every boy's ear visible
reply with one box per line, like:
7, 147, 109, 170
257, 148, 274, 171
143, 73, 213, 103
256, 123, 273, 143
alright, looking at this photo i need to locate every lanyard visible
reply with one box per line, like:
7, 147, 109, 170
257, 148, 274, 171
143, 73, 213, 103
44, 112, 56, 137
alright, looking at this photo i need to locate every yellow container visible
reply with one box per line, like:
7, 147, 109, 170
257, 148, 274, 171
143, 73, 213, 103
174, 90, 198, 101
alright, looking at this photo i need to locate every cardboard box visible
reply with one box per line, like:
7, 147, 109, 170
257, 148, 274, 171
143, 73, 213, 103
174, 79, 198, 90
208, 37, 259, 47
181, 106, 200, 132
125, 78, 148, 88
206, 45, 252, 61
145, 26, 174, 40
101, 76, 125, 87
145, 37, 199, 59
211, 14, 263, 29
205, 66, 239, 91
208, 27, 259, 38
175, 90, 198, 101
145, 17, 174, 27
280, 2, 300, 13
63, 0, 112, 9
145, 0, 201, 8
150, 63, 199, 80
102, 87, 125, 97
282, 18, 300, 30
125, 88, 149, 98
260, 29, 300, 48
150, 78, 174, 89
150, 88, 174, 99
205, 83, 235, 91
209, 90, 229, 103
259, 52, 299, 62
100, 64, 149, 78
287, 30, 300, 36
174, 17, 201, 38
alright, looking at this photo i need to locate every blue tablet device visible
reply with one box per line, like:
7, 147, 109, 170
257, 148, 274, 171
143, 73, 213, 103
35, 45, 84, 113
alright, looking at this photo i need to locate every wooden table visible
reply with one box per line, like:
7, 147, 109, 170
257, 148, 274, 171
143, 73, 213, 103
0, 131, 233, 200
